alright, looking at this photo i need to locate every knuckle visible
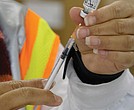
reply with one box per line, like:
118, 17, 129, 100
115, 20, 125, 34
33, 80, 43, 89
9, 80, 24, 90
101, 37, 111, 49
96, 10, 104, 22
104, 37, 112, 49
20, 87, 33, 99
111, 5, 122, 18
124, 36, 134, 50
92, 26, 102, 35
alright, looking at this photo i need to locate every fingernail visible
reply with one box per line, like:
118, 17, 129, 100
93, 49, 98, 54
84, 16, 96, 26
77, 28, 90, 39
85, 36, 100, 46
54, 95, 62, 105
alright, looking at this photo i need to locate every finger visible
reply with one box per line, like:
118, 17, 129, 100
89, 18, 134, 36
76, 27, 92, 54
80, 52, 121, 74
0, 79, 45, 95
84, 1, 133, 26
85, 35, 134, 51
69, 7, 85, 25
97, 50, 134, 69
0, 87, 62, 110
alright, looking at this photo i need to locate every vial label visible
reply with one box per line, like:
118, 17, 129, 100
83, 0, 101, 12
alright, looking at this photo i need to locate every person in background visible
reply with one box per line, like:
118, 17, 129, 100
0, 0, 134, 110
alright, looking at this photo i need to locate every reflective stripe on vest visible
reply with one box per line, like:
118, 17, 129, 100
19, 9, 60, 110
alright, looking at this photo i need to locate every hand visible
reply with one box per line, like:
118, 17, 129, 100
70, 0, 134, 74
0, 79, 62, 110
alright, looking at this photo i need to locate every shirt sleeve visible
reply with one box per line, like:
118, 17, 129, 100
60, 59, 134, 110
72, 48, 123, 85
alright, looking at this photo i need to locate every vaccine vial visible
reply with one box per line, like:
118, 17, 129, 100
80, 0, 101, 18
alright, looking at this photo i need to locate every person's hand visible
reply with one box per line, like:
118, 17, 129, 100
70, 0, 134, 74
0, 79, 62, 110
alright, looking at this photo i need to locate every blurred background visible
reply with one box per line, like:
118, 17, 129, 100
16, 0, 134, 74
15, 0, 116, 45
16, 0, 83, 46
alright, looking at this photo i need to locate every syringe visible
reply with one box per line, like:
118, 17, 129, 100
34, 0, 101, 110
44, 0, 101, 91
44, 35, 75, 90
33, 34, 75, 110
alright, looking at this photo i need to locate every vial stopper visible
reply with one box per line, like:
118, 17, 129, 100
80, 10, 87, 18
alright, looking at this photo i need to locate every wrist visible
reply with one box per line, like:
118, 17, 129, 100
72, 48, 123, 85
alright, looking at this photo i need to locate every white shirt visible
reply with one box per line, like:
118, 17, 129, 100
42, 45, 134, 110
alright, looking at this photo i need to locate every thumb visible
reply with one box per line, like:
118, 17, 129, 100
69, 7, 85, 25
0, 87, 62, 110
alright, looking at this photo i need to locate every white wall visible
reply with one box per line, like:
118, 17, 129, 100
23, 0, 65, 30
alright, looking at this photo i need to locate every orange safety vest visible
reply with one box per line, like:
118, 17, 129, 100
19, 9, 60, 110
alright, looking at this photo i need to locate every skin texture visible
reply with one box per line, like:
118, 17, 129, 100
0, 79, 62, 110
70, 0, 134, 74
